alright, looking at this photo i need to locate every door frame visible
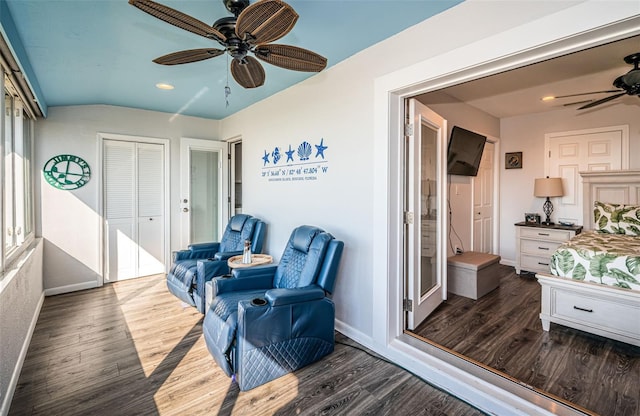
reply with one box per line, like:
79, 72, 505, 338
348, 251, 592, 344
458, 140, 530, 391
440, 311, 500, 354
371, 12, 640, 415
179, 138, 228, 248
97, 133, 170, 286
227, 135, 242, 218
470, 136, 500, 254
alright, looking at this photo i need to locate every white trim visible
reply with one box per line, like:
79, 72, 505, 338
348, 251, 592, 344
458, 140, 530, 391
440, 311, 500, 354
97, 132, 171, 284
44, 280, 98, 296
373, 6, 640, 416
1, 292, 44, 416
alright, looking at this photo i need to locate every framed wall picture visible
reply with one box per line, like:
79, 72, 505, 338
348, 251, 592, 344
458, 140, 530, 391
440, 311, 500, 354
505, 151, 523, 169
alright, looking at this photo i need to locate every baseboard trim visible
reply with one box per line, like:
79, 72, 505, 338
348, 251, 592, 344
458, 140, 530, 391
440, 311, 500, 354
1, 291, 44, 416
44, 281, 98, 296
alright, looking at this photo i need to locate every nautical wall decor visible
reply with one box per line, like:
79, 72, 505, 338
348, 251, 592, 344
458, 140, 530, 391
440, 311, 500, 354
43, 154, 91, 190
261, 138, 330, 182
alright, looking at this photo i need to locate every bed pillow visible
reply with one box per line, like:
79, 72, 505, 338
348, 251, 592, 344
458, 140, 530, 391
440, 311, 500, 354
594, 201, 640, 236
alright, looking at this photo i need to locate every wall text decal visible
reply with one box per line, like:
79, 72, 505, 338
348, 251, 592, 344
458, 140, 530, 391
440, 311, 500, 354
261, 138, 329, 182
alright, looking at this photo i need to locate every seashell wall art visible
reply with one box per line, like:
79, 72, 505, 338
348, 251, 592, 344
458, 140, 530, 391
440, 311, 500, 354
261, 138, 331, 183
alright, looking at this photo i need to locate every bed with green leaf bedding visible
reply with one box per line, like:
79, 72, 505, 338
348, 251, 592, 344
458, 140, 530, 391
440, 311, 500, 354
537, 189, 640, 347
549, 230, 640, 291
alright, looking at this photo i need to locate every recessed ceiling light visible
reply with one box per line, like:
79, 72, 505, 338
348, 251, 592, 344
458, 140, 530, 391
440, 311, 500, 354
541, 95, 555, 102
156, 83, 174, 90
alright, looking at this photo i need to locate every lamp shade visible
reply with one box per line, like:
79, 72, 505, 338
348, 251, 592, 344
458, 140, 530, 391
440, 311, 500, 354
534, 177, 564, 197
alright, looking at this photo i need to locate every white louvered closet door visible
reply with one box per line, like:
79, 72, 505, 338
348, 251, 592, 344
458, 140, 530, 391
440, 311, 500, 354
104, 140, 165, 282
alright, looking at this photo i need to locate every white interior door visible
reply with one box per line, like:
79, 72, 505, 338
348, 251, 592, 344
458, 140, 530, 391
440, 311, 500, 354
472, 141, 495, 253
545, 125, 628, 225
103, 138, 166, 282
405, 99, 447, 330
180, 138, 228, 247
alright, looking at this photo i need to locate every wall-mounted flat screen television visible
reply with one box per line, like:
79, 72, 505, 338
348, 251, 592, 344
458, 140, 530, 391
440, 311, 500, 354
446, 126, 487, 176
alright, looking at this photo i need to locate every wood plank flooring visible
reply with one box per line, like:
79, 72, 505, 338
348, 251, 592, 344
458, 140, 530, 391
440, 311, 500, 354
413, 265, 640, 416
9, 275, 484, 416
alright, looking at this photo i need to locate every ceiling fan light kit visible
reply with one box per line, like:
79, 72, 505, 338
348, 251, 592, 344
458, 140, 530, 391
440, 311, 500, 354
129, 0, 328, 90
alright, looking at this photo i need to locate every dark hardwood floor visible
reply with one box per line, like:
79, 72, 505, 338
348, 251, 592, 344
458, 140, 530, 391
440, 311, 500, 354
9, 274, 485, 416
413, 264, 640, 416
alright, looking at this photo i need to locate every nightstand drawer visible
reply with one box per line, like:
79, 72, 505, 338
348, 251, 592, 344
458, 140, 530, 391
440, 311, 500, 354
520, 239, 562, 256
519, 227, 572, 242
521, 254, 552, 273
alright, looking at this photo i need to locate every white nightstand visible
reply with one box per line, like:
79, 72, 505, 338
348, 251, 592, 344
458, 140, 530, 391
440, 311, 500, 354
514, 222, 582, 274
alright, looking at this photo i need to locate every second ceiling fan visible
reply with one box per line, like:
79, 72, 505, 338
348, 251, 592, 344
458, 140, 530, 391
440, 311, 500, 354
558, 52, 640, 110
129, 0, 327, 89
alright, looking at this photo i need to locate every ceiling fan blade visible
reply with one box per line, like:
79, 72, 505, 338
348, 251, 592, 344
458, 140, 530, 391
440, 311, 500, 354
551, 89, 622, 99
231, 56, 265, 88
254, 44, 327, 72
562, 99, 593, 107
577, 92, 627, 110
236, 0, 298, 45
153, 48, 225, 65
129, 0, 226, 42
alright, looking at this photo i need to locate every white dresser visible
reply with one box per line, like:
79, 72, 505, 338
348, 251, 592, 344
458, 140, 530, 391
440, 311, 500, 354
514, 222, 582, 274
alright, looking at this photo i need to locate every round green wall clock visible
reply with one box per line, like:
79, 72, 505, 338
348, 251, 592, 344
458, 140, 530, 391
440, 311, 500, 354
43, 154, 91, 190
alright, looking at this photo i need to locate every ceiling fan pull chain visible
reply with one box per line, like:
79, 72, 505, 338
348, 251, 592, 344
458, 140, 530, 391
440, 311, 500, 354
225, 53, 231, 107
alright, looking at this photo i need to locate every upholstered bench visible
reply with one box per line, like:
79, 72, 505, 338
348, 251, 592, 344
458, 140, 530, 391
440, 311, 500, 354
447, 251, 501, 300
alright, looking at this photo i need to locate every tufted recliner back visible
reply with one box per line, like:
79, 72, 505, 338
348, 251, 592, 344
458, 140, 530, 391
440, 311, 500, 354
273, 225, 333, 290
219, 214, 260, 252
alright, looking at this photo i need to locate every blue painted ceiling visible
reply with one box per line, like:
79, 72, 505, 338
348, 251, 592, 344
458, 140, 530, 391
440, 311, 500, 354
4, 0, 463, 119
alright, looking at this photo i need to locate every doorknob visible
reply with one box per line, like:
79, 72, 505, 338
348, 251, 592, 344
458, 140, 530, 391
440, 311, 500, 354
183, 208, 189, 212
183, 199, 188, 203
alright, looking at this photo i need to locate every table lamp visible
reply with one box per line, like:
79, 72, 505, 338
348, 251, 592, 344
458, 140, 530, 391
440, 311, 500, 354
534, 177, 564, 225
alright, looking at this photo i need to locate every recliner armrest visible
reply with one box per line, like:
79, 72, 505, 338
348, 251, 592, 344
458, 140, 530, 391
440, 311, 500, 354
213, 273, 273, 295
214, 250, 242, 261
188, 242, 220, 251
197, 259, 230, 283
232, 264, 278, 279
264, 286, 325, 306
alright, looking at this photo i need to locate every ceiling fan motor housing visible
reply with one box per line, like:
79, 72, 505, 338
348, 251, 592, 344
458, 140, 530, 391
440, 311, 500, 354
224, 0, 250, 16
213, 17, 249, 60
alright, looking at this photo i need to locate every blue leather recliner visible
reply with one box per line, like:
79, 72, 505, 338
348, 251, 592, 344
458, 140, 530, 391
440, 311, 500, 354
166, 214, 266, 313
202, 225, 344, 391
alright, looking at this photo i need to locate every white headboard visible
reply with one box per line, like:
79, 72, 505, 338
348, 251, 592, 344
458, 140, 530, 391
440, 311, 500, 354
581, 170, 640, 230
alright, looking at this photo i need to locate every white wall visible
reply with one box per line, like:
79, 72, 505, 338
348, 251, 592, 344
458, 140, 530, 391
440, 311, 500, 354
35, 105, 220, 291
0, 239, 43, 415
499, 104, 640, 264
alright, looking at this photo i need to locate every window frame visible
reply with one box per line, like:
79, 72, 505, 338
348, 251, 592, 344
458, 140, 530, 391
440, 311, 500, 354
1, 71, 35, 273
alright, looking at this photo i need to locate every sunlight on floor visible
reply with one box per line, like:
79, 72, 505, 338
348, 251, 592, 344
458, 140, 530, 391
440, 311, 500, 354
112, 274, 201, 377
107, 274, 304, 414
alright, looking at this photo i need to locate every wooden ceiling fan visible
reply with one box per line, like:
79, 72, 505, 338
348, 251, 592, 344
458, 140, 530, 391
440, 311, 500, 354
129, 0, 327, 88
